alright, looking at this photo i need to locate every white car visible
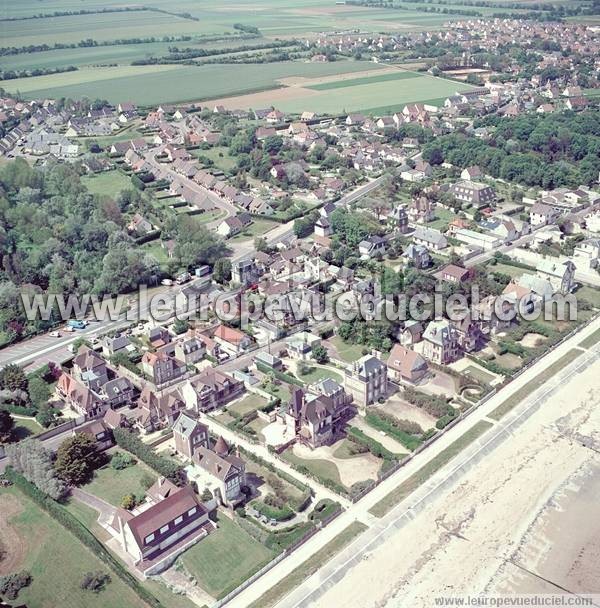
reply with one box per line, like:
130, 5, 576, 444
49, 331, 61, 338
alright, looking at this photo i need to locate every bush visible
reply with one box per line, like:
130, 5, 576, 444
81, 571, 111, 593
121, 494, 137, 510
0, 570, 32, 600
111, 451, 136, 470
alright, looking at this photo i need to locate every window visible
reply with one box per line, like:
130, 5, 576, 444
160, 524, 169, 534
174, 516, 183, 526
144, 533, 155, 544
187, 507, 197, 517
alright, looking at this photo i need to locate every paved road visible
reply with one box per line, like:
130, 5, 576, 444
464, 232, 536, 268
221, 316, 600, 608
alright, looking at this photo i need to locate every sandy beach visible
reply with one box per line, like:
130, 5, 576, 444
312, 359, 600, 608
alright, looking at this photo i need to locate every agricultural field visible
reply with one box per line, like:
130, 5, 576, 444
2, 61, 387, 107
274, 71, 475, 115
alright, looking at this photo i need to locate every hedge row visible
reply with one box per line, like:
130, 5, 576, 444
4, 467, 163, 608
113, 428, 184, 485
255, 361, 304, 387
347, 426, 397, 462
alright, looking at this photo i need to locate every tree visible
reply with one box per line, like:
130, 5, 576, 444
254, 236, 268, 253
0, 571, 32, 600
172, 319, 189, 335
0, 364, 28, 393
35, 403, 60, 428
110, 451, 135, 470
80, 571, 111, 594
201, 488, 213, 501
311, 344, 329, 365
54, 433, 101, 486
27, 376, 51, 409
213, 258, 232, 284
6, 439, 67, 500
0, 410, 14, 443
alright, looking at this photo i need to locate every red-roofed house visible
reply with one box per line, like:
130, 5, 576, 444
386, 344, 429, 384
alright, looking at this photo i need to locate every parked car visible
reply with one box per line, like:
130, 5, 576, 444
49, 331, 61, 337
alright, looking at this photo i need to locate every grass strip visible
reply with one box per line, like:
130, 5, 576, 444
488, 348, 583, 421
247, 521, 367, 608
369, 420, 493, 518
579, 327, 600, 349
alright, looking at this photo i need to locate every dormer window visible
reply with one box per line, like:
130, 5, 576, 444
144, 533, 155, 544
187, 507, 197, 517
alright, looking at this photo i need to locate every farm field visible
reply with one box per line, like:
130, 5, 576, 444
274, 72, 474, 114
2, 61, 386, 106
0, 487, 147, 608
307, 70, 419, 91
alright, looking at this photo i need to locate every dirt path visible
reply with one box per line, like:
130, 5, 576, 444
0, 493, 26, 576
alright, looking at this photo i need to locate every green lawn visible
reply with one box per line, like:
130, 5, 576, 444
0, 487, 147, 608
81, 170, 133, 199
369, 420, 493, 517
489, 349, 584, 421
328, 336, 366, 364
11, 416, 43, 442
195, 146, 237, 172
228, 393, 270, 417
194, 208, 227, 225
296, 365, 343, 385
229, 218, 280, 242
580, 327, 600, 349
488, 262, 526, 279
248, 521, 367, 608
461, 365, 497, 385
179, 514, 274, 600
83, 454, 156, 507
574, 285, 600, 309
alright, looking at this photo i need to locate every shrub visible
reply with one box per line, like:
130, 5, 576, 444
121, 494, 137, 510
81, 571, 111, 593
111, 451, 136, 470
0, 570, 32, 600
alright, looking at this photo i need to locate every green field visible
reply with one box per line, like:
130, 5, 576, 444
2, 61, 386, 106
81, 170, 133, 199
0, 487, 147, 608
307, 70, 419, 91
276, 73, 474, 114
179, 514, 273, 600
